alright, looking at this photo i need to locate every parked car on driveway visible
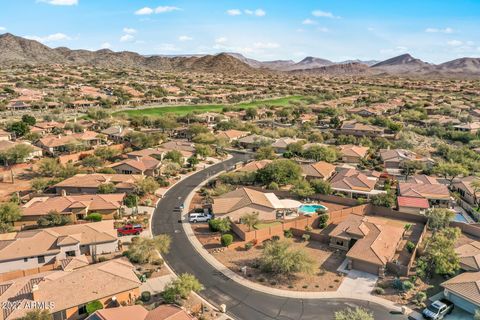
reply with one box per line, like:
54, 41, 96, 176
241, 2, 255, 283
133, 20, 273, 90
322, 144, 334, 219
117, 224, 143, 236
422, 299, 454, 319
188, 212, 213, 223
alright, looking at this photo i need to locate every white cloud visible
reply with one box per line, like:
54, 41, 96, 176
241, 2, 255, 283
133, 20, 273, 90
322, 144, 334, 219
120, 34, 134, 42
254, 9, 266, 17
123, 28, 137, 34
215, 37, 228, 44
100, 42, 111, 49
312, 10, 338, 19
226, 9, 242, 16
0, 27, 6, 32
38, 0, 78, 6
178, 35, 192, 41
25, 33, 71, 43
425, 27, 454, 34
135, 7, 153, 15
302, 19, 317, 25
244, 9, 253, 15
447, 40, 463, 46
155, 6, 180, 13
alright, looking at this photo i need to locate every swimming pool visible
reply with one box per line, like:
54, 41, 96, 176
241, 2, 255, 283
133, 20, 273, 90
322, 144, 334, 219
298, 204, 328, 214
454, 213, 469, 223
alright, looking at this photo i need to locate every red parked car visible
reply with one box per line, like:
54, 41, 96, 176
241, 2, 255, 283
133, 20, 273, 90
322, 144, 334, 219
117, 224, 143, 236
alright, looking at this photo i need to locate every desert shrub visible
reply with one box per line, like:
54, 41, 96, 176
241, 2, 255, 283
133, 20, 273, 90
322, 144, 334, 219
140, 291, 151, 302
402, 280, 414, 291
374, 287, 385, 295
271, 235, 280, 241
406, 241, 416, 253
415, 291, 427, 303
284, 229, 293, 238
208, 218, 231, 233
86, 300, 103, 315
392, 278, 403, 291
317, 213, 329, 229
244, 242, 253, 250
268, 182, 279, 190
221, 234, 233, 247
85, 213, 102, 222
302, 234, 311, 242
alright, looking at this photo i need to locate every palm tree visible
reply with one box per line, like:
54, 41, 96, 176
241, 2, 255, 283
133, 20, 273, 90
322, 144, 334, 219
241, 212, 260, 231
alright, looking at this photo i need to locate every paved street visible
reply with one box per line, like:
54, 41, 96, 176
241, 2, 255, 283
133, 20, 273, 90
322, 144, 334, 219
151, 152, 408, 320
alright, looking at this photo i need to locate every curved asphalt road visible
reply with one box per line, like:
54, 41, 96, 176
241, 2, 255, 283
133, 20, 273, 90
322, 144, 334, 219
151, 153, 408, 320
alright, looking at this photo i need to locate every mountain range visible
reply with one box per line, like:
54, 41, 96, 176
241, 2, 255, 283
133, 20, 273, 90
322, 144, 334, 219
1, 33, 480, 77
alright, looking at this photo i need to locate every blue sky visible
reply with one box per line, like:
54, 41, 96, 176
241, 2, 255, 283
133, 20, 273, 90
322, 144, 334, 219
1, 0, 480, 63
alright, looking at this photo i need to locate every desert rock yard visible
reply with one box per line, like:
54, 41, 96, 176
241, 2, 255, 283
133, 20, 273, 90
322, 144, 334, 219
192, 223, 346, 292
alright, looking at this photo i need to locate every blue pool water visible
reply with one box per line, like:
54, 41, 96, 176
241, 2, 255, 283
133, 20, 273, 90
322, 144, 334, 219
454, 213, 468, 223
298, 204, 327, 214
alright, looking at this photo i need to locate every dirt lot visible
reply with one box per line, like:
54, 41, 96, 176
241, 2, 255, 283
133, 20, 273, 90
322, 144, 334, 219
192, 223, 346, 292
0, 163, 35, 201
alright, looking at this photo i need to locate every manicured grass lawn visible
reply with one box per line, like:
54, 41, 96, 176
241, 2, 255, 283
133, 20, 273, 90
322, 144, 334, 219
253, 221, 282, 230
115, 95, 308, 117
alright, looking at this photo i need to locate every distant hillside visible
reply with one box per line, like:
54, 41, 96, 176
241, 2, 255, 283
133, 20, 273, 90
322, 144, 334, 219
1, 33, 480, 77
0, 33, 256, 73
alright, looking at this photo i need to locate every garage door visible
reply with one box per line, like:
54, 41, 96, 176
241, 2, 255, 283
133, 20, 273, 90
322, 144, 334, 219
352, 259, 379, 275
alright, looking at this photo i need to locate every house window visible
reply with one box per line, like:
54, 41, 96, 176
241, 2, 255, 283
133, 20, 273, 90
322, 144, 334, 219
336, 240, 344, 246
65, 250, 76, 257
37, 256, 45, 264
24, 258, 28, 262
78, 305, 87, 315
122, 170, 133, 174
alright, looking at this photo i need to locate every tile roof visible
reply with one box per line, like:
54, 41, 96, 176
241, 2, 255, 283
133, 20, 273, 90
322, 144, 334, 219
110, 156, 160, 172
456, 241, 480, 271
398, 182, 450, 199
330, 168, 378, 192
397, 196, 430, 209
236, 159, 272, 172
338, 145, 369, 158
301, 161, 336, 179
54, 173, 144, 189
441, 271, 480, 305
212, 187, 282, 214
38, 131, 99, 148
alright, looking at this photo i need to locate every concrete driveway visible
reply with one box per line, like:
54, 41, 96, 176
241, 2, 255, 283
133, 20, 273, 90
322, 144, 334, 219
337, 269, 378, 295
444, 307, 473, 320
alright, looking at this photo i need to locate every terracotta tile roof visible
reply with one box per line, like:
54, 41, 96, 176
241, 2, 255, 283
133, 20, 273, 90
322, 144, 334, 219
456, 241, 480, 271
340, 120, 383, 132
272, 137, 305, 149
452, 176, 480, 198
330, 168, 377, 192
212, 187, 282, 214
22, 194, 125, 217
54, 173, 144, 189
330, 215, 404, 265
215, 130, 249, 140
301, 161, 336, 179
397, 196, 430, 209
398, 182, 450, 200
441, 271, 480, 305
380, 149, 432, 163
236, 160, 272, 172
110, 156, 160, 172
160, 140, 196, 153
38, 131, 99, 148
338, 145, 369, 158
406, 174, 440, 185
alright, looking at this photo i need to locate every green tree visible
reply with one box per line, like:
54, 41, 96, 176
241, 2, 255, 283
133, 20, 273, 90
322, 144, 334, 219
37, 210, 70, 227
85, 213, 103, 222
208, 218, 231, 233
81, 155, 104, 171
257, 159, 302, 186
310, 179, 332, 195
302, 145, 338, 163
259, 239, 315, 276
0, 144, 34, 164
165, 150, 183, 165
19, 310, 52, 320
31, 177, 56, 193
426, 208, 454, 232
86, 300, 103, 315
334, 307, 374, 320
255, 146, 276, 160
135, 177, 159, 195
6, 121, 30, 137
98, 182, 116, 194
241, 212, 260, 231
419, 227, 460, 277
401, 160, 424, 179
162, 273, 203, 303
37, 158, 61, 177
0, 202, 21, 233
126, 235, 172, 264
124, 194, 139, 208
370, 192, 396, 208
187, 155, 199, 168
195, 144, 214, 158
474, 309, 480, 320
434, 162, 468, 185
292, 180, 315, 198
94, 146, 120, 161
21, 114, 37, 126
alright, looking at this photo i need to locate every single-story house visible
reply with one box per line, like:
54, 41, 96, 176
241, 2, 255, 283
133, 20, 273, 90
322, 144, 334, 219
20, 194, 125, 227
110, 156, 161, 176
101, 126, 135, 143
271, 137, 305, 153
397, 196, 430, 214
455, 241, 480, 272
441, 271, 480, 314
454, 122, 480, 133
337, 120, 385, 137
329, 214, 404, 276
54, 173, 144, 195
37, 131, 102, 156
452, 176, 479, 206
0, 221, 118, 273
398, 182, 451, 207
329, 168, 384, 199
0, 141, 42, 163
0, 258, 140, 320
237, 134, 274, 150
301, 161, 336, 181
215, 129, 249, 142
380, 148, 434, 174
338, 145, 369, 163
236, 159, 272, 173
